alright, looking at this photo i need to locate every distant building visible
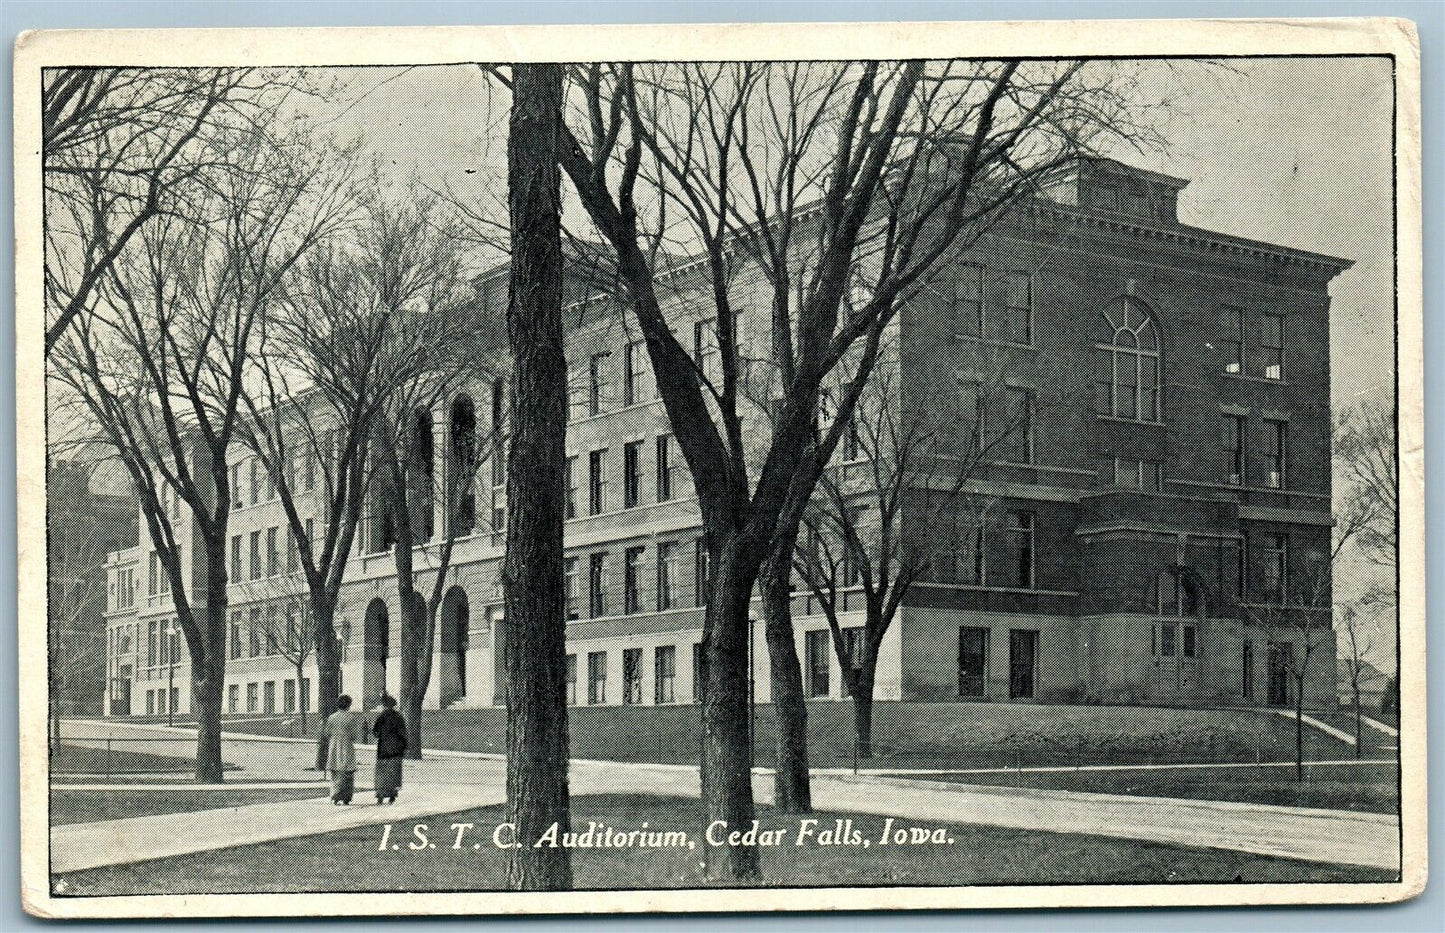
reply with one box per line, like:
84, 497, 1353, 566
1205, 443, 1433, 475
1337, 656, 1391, 711
49, 460, 137, 717
101, 156, 1349, 717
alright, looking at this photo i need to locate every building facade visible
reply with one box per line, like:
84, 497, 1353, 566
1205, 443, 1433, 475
101, 157, 1349, 718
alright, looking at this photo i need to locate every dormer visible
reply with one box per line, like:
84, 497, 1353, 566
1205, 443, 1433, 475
1074, 158, 1189, 224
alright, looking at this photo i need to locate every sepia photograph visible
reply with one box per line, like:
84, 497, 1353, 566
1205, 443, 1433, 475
15, 17, 1423, 918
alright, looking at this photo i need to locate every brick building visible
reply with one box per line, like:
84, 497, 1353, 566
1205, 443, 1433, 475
101, 156, 1349, 718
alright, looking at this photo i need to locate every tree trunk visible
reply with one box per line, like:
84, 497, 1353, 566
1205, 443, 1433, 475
296, 659, 308, 734
1353, 686, 1362, 759
701, 541, 762, 881
852, 665, 876, 761
191, 550, 229, 783
313, 596, 341, 769
1293, 676, 1305, 783
759, 547, 810, 813
392, 466, 430, 760
503, 61, 572, 892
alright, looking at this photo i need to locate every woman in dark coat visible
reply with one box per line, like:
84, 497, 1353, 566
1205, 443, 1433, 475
372, 695, 408, 804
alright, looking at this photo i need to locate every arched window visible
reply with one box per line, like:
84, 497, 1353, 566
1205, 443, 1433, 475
450, 395, 477, 536
1094, 297, 1159, 422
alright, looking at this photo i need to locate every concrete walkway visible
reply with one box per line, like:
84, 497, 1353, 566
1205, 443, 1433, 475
50, 720, 1400, 875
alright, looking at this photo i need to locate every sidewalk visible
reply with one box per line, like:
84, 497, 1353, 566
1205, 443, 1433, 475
52, 751, 1399, 874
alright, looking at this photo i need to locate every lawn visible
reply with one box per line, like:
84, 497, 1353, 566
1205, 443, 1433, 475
51, 793, 1394, 896
49, 788, 329, 826
906, 761, 1399, 814
50, 742, 199, 775
215, 702, 1359, 770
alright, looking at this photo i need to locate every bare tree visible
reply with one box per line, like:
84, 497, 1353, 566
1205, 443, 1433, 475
245, 585, 319, 732
43, 68, 306, 355
1335, 398, 1397, 573
48, 495, 111, 747
352, 196, 502, 761
1335, 604, 1375, 758
240, 182, 472, 746
507, 59, 1145, 871
1250, 500, 1370, 782
503, 62, 574, 891
795, 355, 1027, 759
49, 119, 356, 781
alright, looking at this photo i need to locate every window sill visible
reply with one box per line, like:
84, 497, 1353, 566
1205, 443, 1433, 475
1094, 414, 1164, 427
954, 334, 1037, 351
1222, 372, 1288, 386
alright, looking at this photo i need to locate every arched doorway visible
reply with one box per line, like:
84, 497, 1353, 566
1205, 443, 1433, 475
438, 585, 470, 706
362, 597, 390, 708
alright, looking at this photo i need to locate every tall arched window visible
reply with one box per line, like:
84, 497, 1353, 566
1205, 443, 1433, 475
1094, 297, 1160, 422
450, 395, 477, 536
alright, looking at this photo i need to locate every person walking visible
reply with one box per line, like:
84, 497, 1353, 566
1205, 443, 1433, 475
372, 695, 408, 805
321, 694, 364, 805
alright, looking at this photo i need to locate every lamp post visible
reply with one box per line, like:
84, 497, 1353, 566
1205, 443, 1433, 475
747, 609, 757, 771
165, 619, 178, 727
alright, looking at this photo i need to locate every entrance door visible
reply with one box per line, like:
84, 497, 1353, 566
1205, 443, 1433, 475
1008, 630, 1037, 700
1267, 641, 1293, 707
111, 678, 131, 716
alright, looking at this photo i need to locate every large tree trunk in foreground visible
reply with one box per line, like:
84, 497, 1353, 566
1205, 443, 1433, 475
701, 541, 763, 881
190, 547, 229, 783
760, 547, 811, 813
851, 665, 877, 761
313, 596, 341, 769
503, 62, 573, 892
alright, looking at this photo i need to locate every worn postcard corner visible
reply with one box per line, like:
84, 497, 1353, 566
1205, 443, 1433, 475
17, 15, 1422, 920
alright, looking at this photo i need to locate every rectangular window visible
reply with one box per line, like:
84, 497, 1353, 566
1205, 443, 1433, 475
286, 528, 298, 573
284, 679, 296, 713
147, 620, 157, 667
623, 440, 642, 508
589, 552, 608, 618
246, 682, 258, 713
231, 463, 243, 509
1182, 624, 1197, 659
622, 648, 643, 704
997, 511, 1035, 590
249, 459, 260, 507
147, 689, 155, 716
694, 541, 711, 608
587, 651, 607, 705
623, 546, 644, 615
991, 387, 1033, 463
655, 435, 674, 501
624, 341, 647, 407
230, 611, 242, 660
264, 605, 278, 655
1263, 420, 1287, 489
588, 351, 610, 416
1237, 534, 1250, 601
958, 626, 990, 698
654, 645, 676, 704
148, 552, 158, 597
693, 318, 718, 383
997, 270, 1032, 345
954, 263, 984, 337
263, 681, 276, 714
657, 541, 678, 610
565, 654, 577, 705
1258, 313, 1284, 380
249, 608, 262, 657
564, 556, 579, 621
156, 688, 166, 715
1263, 534, 1288, 602
1223, 306, 1244, 375
266, 527, 279, 577
1242, 640, 1255, 700
842, 506, 865, 586
1223, 415, 1246, 486
588, 449, 607, 515
1009, 629, 1038, 699
249, 531, 261, 581
264, 464, 276, 501
1111, 458, 1162, 492
806, 629, 831, 698
564, 457, 577, 519
1158, 622, 1176, 658
228, 684, 239, 714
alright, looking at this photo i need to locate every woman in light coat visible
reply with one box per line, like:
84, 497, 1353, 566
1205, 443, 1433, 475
321, 694, 365, 805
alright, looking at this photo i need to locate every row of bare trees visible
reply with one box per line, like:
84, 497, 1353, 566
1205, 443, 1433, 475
46, 67, 503, 778
493, 58, 1147, 886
